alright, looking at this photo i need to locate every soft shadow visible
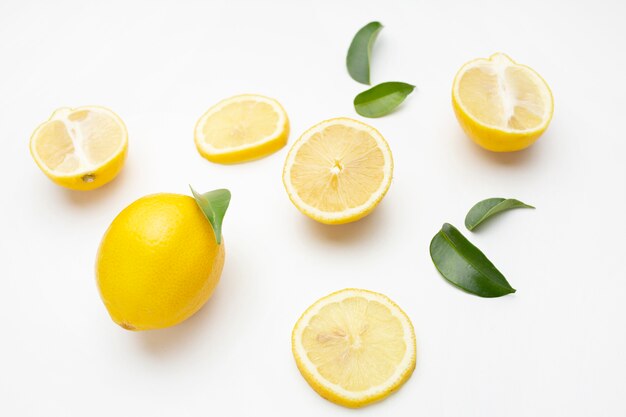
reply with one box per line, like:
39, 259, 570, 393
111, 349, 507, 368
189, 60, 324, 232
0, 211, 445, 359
304, 202, 388, 245
137, 286, 225, 357
63, 167, 128, 207
386, 89, 418, 118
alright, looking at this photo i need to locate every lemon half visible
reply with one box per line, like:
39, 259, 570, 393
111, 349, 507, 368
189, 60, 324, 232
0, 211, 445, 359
194, 94, 289, 163
30, 106, 128, 190
452, 53, 554, 152
282, 118, 393, 224
292, 288, 416, 408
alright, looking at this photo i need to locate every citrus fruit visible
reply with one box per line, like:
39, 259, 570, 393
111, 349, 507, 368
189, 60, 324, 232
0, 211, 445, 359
292, 288, 416, 408
29, 106, 128, 190
96, 193, 225, 330
282, 118, 393, 224
452, 53, 554, 152
194, 94, 289, 163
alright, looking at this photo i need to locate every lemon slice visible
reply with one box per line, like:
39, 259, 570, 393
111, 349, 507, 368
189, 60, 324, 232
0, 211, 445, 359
452, 53, 554, 152
292, 288, 416, 408
194, 94, 289, 163
29, 106, 128, 190
282, 118, 393, 224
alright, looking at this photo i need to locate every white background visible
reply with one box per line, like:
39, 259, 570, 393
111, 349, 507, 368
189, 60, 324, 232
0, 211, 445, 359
1, 0, 625, 415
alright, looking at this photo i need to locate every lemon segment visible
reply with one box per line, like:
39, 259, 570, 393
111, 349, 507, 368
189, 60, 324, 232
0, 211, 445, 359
194, 94, 289, 163
96, 194, 225, 331
452, 53, 554, 152
29, 106, 128, 190
292, 289, 416, 408
282, 118, 393, 224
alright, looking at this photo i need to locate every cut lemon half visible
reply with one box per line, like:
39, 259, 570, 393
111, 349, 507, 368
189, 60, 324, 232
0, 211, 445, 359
29, 106, 128, 191
282, 118, 393, 225
194, 94, 289, 163
452, 53, 554, 152
292, 288, 416, 408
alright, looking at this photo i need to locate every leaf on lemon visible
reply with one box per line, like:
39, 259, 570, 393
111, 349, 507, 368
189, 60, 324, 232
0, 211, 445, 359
354, 82, 415, 118
346, 21, 383, 85
430, 223, 516, 297
190, 186, 231, 245
465, 198, 534, 231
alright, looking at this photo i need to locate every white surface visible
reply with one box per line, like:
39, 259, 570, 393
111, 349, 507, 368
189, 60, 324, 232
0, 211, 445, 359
1, 0, 625, 415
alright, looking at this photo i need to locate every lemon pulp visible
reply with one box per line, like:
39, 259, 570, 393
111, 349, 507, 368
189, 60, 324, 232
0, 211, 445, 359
30, 106, 128, 190
194, 94, 289, 163
283, 118, 393, 224
292, 289, 416, 408
452, 53, 553, 151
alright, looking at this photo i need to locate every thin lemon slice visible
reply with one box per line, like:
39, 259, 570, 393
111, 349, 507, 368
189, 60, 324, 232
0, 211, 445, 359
282, 118, 393, 225
452, 53, 554, 152
29, 106, 128, 190
292, 288, 416, 408
194, 94, 289, 163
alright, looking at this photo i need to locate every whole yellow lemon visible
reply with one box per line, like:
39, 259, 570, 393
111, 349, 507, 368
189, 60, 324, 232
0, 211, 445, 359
96, 193, 225, 330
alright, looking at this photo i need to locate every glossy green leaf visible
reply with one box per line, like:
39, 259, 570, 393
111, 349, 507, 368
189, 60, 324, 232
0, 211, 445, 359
465, 198, 535, 231
354, 82, 415, 118
430, 223, 516, 297
346, 21, 383, 84
190, 186, 231, 245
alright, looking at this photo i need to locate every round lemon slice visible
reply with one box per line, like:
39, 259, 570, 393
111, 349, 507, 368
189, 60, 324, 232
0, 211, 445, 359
29, 106, 128, 191
292, 288, 416, 408
452, 53, 554, 152
282, 118, 393, 225
194, 94, 289, 163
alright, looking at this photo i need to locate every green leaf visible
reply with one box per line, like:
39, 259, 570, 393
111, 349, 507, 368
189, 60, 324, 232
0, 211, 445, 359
430, 223, 516, 298
354, 82, 415, 118
346, 21, 383, 84
465, 198, 535, 231
190, 186, 231, 245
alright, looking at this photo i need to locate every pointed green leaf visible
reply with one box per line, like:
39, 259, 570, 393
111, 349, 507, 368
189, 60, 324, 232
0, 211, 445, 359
430, 223, 516, 297
346, 21, 383, 84
190, 186, 231, 245
465, 198, 535, 231
354, 82, 415, 118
